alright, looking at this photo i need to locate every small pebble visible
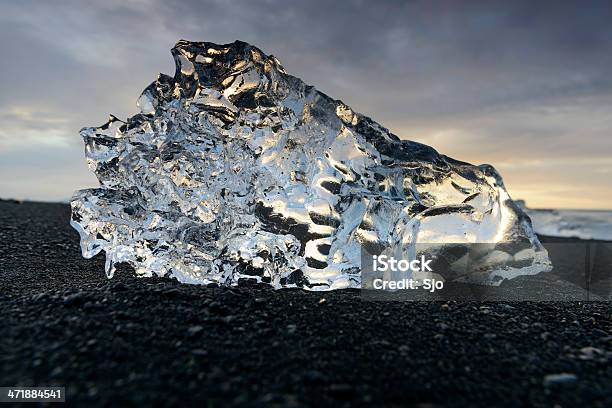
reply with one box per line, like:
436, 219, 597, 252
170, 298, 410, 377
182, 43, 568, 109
543, 373, 577, 386
187, 325, 204, 336
578, 346, 603, 360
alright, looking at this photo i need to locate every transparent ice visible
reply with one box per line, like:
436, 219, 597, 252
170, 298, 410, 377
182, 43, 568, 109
71, 40, 551, 290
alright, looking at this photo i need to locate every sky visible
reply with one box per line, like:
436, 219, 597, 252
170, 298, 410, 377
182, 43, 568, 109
0, 0, 610, 209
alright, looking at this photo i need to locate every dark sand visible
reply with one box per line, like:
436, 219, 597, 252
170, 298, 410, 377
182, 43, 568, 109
0, 200, 610, 407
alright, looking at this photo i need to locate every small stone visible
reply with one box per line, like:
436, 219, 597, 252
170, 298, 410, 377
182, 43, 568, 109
187, 325, 204, 337
480, 306, 491, 315
578, 346, 604, 360
110, 282, 128, 292
329, 383, 353, 397
50, 366, 64, 377
31, 293, 47, 302
303, 370, 324, 383
63, 291, 88, 307
398, 345, 410, 353
543, 373, 577, 386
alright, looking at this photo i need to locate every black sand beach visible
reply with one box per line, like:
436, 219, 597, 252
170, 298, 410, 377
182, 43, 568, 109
0, 200, 610, 407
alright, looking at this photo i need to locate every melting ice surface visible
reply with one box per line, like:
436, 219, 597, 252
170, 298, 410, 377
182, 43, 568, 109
71, 40, 551, 290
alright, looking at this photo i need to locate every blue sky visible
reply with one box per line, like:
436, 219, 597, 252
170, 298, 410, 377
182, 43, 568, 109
0, 0, 611, 208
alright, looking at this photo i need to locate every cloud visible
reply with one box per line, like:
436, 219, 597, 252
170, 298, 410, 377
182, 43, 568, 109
0, 0, 610, 208
0, 106, 73, 150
